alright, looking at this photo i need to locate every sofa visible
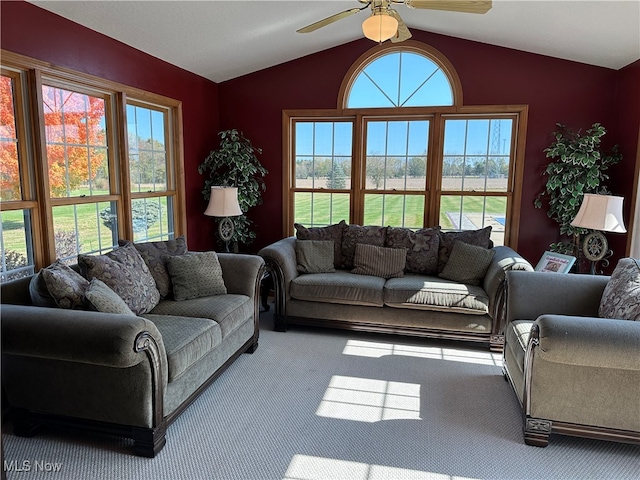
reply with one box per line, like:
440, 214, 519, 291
503, 260, 640, 447
1, 238, 265, 457
258, 221, 533, 351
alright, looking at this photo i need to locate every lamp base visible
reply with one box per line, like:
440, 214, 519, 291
582, 231, 612, 274
218, 217, 234, 253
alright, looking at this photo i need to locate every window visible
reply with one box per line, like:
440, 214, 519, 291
284, 42, 526, 248
0, 50, 185, 282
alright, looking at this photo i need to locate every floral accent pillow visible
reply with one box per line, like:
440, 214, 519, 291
599, 257, 640, 321
78, 243, 160, 315
437, 226, 493, 273
295, 220, 346, 269
30, 260, 89, 309
118, 237, 188, 298
341, 224, 387, 270
386, 226, 440, 275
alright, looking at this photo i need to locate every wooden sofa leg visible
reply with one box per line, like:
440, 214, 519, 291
524, 418, 551, 447
11, 408, 40, 437
132, 425, 166, 458
245, 338, 259, 354
490, 334, 504, 352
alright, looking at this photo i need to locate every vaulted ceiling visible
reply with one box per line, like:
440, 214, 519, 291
30, 0, 640, 83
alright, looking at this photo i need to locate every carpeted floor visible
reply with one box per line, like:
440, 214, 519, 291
3, 308, 639, 480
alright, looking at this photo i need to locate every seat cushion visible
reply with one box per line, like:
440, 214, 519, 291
149, 294, 252, 338
142, 314, 222, 382
384, 275, 489, 314
290, 271, 386, 307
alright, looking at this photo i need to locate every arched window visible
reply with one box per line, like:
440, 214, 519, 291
284, 41, 526, 249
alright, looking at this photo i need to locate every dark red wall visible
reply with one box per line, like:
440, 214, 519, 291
3, 1, 638, 265
219, 30, 637, 267
1, 1, 220, 252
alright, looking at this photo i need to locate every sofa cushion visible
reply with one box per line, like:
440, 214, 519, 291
84, 278, 135, 315
341, 224, 387, 269
150, 294, 252, 338
119, 236, 188, 298
78, 243, 160, 315
142, 314, 222, 382
385, 226, 440, 275
437, 226, 493, 273
295, 240, 336, 274
30, 260, 88, 309
295, 220, 346, 269
352, 244, 406, 279
599, 257, 640, 321
165, 251, 227, 301
438, 241, 495, 286
384, 275, 490, 314
290, 270, 385, 307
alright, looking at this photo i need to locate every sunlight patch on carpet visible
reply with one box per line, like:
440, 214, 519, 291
316, 375, 421, 423
342, 340, 502, 366
283, 454, 480, 480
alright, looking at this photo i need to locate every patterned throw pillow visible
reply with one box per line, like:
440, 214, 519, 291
599, 257, 640, 321
118, 237, 188, 298
295, 240, 336, 274
165, 252, 227, 301
30, 260, 89, 309
84, 278, 135, 316
437, 226, 493, 273
438, 241, 495, 286
341, 224, 387, 269
295, 220, 346, 269
351, 244, 407, 279
78, 243, 160, 315
386, 226, 440, 275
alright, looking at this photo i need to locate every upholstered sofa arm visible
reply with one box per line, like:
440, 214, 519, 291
258, 236, 299, 304
532, 315, 640, 369
1, 304, 164, 369
217, 253, 265, 298
506, 270, 610, 323
483, 246, 534, 337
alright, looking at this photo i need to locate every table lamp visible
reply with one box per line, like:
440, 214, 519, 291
570, 193, 626, 274
204, 186, 242, 252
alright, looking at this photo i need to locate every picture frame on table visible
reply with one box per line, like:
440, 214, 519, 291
534, 251, 576, 274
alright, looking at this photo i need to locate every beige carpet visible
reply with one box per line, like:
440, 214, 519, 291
3, 308, 639, 480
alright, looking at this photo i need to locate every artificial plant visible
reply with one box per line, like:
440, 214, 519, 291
534, 122, 621, 255
199, 129, 268, 249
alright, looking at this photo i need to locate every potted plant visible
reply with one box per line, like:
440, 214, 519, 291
534, 122, 621, 257
199, 129, 268, 250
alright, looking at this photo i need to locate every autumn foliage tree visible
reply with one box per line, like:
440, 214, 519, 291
0, 76, 21, 201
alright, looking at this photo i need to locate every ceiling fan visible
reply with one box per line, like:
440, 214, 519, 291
297, 0, 492, 43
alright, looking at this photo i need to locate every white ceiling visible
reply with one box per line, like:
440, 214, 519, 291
30, 0, 640, 83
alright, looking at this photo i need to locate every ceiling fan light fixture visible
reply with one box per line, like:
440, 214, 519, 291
362, 9, 398, 43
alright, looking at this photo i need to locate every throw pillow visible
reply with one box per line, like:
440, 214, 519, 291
118, 236, 188, 298
295, 240, 336, 274
84, 278, 136, 316
341, 224, 387, 269
438, 241, 495, 286
386, 226, 440, 275
78, 243, 160, 315
352, 244, 407, 279
599, 257, 640, 321
295, 220, 346, 269
165, 251, 227, 301
30, 260, 89, 309
437, 226, 493, 273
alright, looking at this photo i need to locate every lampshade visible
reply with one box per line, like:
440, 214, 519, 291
570, 193, 627, 233
204, 186, 242, 217
362, 9, 398, 43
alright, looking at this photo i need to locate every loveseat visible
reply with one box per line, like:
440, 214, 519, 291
1, 238, 265, 457
258, 221, 533, 351
503, 261, 640, 447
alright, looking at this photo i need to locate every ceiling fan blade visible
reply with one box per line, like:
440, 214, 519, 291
405, 0, 492, 14
297, 7, 365, 33
389, 9, 412, 43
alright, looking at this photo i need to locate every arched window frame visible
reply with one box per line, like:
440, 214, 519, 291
283, 41, 527, 249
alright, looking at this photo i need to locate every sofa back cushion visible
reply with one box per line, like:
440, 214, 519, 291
352, 244, 407, 279
599, 257, 640, 321
295, 220, 345, 269
385, 226, 440, 275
